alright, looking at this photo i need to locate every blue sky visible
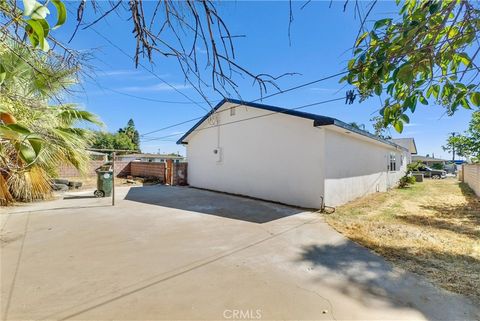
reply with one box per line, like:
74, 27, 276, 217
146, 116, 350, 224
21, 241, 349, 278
56, 1, 473, 159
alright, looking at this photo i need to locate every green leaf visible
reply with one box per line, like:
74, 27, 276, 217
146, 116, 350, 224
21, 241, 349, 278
37, 18, 50, 37
25, 19, 44, 44
400, 114, 410, 123
347, 58, 356, 70
396, 64, 414, 85
52, 0, 67, 29
419, 95, 428, 105
355, 32, 369, 47
40, 38, 50, 52
471, 92, 480, 107
0, 124, 30, 141
374, 18, 392, 29
426, 85, 434, 98
0, 63, 5, 85
25, 19, 50, 51
374, 84, 382, 96
460, 98, 470, 109
429, 2, 440, 14
15, 142, 37, 164
455, 53, 471, 67
28, 138, 43, 155
432, 84, 440, 99
393, 120, 404, 133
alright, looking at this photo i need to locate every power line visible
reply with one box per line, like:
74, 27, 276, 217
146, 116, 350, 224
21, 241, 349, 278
140, 70, 350, 137
186, 96, 346, 135
140, 132, 185, 142
89, 28, 210, 113
142, 96, 346, 142
86, 79, 210, 105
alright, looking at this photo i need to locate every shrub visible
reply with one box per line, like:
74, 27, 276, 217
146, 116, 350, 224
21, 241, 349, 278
431, 163, 445, 170
399, 174, 416, 188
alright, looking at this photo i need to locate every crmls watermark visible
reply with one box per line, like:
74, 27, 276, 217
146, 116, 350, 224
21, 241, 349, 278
223, 309, 262, 320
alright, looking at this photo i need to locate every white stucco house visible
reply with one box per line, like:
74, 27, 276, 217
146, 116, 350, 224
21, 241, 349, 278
177, 99, 410, 209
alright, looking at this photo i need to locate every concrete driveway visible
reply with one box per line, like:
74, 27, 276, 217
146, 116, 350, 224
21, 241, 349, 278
1, 185, 478, 320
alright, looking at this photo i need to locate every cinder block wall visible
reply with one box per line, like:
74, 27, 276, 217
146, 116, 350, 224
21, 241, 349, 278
463, 164, 480, 197
58, 161, 131, 178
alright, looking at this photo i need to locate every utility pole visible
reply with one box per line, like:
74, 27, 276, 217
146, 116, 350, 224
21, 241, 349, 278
112, 151, 116, 206
449, 132, 458, 161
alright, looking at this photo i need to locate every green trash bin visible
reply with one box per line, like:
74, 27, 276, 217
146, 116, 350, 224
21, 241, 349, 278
94, 163, 113, 198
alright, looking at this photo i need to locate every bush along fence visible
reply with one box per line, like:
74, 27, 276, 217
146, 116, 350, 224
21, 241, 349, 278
58, 161, 188, 186
460, 164, 480, 197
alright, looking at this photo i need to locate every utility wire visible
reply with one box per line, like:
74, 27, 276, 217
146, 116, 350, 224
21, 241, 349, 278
143, 96, 346, 142
180, 97, 346, 136
140, 70, 350, 137
87, 79, 210, 105
89, 28, 210, 113
140, 132, 185, 142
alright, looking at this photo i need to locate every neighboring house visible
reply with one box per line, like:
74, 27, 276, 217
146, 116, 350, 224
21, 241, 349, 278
87, 150, 108, 161
177, 99, 409, 208
389, 138, 417, 159
412, 155, 447, 167
115, 153, 186, 163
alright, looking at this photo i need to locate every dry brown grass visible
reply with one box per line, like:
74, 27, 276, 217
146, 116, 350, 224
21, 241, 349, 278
326, 178, 480, 303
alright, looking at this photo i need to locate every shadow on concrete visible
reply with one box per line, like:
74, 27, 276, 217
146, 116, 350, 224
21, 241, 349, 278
124, 185, 304, 223
297, 241, 479, 319
63, 195, 98, 200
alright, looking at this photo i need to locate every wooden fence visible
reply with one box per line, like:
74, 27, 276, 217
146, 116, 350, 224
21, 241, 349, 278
58, 161, 188, 185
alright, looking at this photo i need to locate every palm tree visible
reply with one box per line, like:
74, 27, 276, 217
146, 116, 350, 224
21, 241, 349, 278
0, 41, 101, 205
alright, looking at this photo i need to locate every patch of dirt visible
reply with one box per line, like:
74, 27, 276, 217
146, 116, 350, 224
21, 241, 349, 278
62, 176, 161, 190
326, 178, 480, 303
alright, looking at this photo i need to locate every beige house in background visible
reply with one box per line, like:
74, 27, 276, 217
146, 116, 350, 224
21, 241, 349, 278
177, 99, 410, 209
412, 155, 448, 167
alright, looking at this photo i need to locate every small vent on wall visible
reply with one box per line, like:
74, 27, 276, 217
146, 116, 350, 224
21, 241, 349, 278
230, 107, 236, 116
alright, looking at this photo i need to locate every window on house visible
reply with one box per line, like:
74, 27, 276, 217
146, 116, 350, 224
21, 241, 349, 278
230, 107, 236, 116
389, 153, 397, 171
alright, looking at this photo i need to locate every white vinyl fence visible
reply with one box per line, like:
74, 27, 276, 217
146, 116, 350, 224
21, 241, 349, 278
461, 164, 480, 197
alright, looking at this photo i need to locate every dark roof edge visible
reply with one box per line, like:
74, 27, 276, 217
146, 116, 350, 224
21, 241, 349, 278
176, 98, 228, 144
177, 98, 408, 152
315, 119, 409, 151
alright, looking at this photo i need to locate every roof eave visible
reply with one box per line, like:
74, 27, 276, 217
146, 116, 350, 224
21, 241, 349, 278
314, 120, 409, 152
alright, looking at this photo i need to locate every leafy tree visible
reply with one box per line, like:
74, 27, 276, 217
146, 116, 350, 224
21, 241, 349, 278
443, 134, 472, 160
343, 0, 480, 132
443, 111, 480, 161
370, 116, 392, 139
91, 131, 137, 151
118, 119, 140, 150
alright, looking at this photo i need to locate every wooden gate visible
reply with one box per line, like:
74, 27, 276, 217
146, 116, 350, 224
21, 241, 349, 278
165, 159, 173, 185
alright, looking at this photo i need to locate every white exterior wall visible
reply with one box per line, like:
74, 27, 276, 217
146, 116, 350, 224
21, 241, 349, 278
322, 126, 408, 207
186, 103, 325, 208
185, 102, 409, 209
